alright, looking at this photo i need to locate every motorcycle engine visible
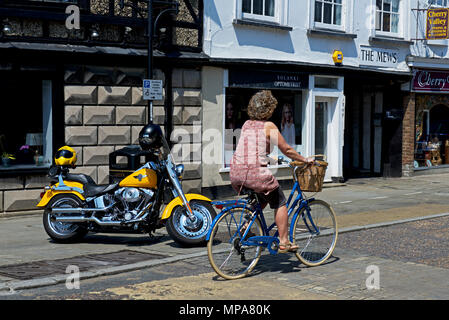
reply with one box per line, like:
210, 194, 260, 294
120, 187, 141, 202
112, 187, 154, 221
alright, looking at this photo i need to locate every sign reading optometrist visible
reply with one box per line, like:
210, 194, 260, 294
426, 8, 449, 40
229, 68, 309, 90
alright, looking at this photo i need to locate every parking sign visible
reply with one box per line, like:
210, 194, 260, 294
143, 79, 163, 100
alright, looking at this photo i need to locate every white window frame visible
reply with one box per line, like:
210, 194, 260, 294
313, 0, 345, 31
374, 0, 403, 37
236, 0, 288, 25
309, 0, 353, 33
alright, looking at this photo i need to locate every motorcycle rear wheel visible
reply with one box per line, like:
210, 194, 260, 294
43, 194, 88, 243
166, 200, 216, 246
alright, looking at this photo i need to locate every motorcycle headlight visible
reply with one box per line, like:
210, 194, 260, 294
175, 164, 184, 179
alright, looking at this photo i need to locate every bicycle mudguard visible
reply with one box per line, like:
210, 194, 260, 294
211, 199, 247, 208
160, 193, 212, 220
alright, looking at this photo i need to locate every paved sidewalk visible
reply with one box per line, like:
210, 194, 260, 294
1, 172, 449, 298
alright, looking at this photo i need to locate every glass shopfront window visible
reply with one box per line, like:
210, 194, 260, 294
414, 95, 449, 169
224, 87, 305, 167
0, 76, 53, 171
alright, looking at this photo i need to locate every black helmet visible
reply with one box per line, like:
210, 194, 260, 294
139, 124, 164, 150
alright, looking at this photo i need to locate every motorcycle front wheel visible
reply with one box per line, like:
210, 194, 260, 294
166, 200, 216, 246
43, 194, 88, 243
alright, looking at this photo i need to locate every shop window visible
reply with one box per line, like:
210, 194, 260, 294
314, 0, 343, 27
224, 88, 304, 167
415, 104, 449, 169
314, 76, 339, 89
375, 0, 400, 34
0, 77, 53, 171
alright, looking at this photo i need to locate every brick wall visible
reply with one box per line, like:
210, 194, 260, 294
170, 68, 202, 193
64, 81, 163, 184
402, 93, 415, 177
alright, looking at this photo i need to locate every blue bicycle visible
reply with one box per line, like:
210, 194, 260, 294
206, 161, 338, 280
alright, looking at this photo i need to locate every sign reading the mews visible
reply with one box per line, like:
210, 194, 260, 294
426, 8, 449, 40
359, 46, 399, 68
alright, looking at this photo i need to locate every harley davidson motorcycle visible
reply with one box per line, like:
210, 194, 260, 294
37, 124, 216, 246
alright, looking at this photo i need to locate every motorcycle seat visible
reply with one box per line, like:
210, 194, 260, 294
64, 173, 119, 197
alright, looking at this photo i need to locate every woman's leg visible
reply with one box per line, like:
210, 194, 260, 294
275, 205, 289, 245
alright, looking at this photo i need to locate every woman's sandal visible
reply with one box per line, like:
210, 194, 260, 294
278, 242, 299, 253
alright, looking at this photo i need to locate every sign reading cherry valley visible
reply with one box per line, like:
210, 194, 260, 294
426, 8, 449, 40
412, 70, 449, 93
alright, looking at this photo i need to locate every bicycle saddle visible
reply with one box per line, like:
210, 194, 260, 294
239, 187, 256, 196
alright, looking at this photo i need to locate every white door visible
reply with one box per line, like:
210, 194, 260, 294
314, 97, 338, 181
315, 101, 328, 158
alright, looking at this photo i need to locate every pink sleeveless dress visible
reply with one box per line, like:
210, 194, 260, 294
230, 120, 279, 195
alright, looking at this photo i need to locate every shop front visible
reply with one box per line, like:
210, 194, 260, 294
412, 69, 449, 171
201, 66, 345, 196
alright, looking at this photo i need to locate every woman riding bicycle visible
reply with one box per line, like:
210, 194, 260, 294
230, 90, 313, 253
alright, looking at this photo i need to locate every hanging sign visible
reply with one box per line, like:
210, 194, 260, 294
426, 8, 449, 40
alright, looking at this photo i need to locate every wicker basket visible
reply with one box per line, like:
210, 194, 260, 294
291, 160, 328, 192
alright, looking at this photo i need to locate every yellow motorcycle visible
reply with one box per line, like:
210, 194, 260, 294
37, 124, 216, 246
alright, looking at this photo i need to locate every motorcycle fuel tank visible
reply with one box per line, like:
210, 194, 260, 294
119, 168, 157, 189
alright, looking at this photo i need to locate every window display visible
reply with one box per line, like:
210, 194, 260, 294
0, 77, 52, 170
224, 88, 303, 167
414, 95, 449, 169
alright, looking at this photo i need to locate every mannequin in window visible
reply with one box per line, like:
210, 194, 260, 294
281, 103, 295, 147
224, 101, 238, 167
226, 101, 238, 130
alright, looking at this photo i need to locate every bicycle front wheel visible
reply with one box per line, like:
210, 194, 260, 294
207, 207, 263, 280
292, 199, 338, 267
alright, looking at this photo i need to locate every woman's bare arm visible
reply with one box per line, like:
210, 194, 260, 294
265, 121, 311, 163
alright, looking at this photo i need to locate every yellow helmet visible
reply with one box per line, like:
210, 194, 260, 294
54, 146, 77, 167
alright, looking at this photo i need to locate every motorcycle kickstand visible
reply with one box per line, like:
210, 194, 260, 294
148, 231, 163, 243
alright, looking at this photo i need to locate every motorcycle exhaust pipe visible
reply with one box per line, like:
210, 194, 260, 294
52, 202, 150, 226
50, 203, 116, 214
53, 215, 123, 226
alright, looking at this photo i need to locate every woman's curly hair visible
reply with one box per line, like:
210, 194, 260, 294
247, 90, 278, 120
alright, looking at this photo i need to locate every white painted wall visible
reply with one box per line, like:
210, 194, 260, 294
204, 0, 449, 72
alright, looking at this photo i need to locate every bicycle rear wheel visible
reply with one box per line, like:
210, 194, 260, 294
291, 199, 338, 266
207, 206, 263, 280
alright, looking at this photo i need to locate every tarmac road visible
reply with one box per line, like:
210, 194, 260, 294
1, 172, 449, 300
3, 214, 449, 300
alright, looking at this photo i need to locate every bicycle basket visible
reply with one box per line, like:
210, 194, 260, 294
291, 160, 328, 192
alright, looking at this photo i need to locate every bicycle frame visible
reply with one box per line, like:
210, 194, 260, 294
208, 181, 318, 254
